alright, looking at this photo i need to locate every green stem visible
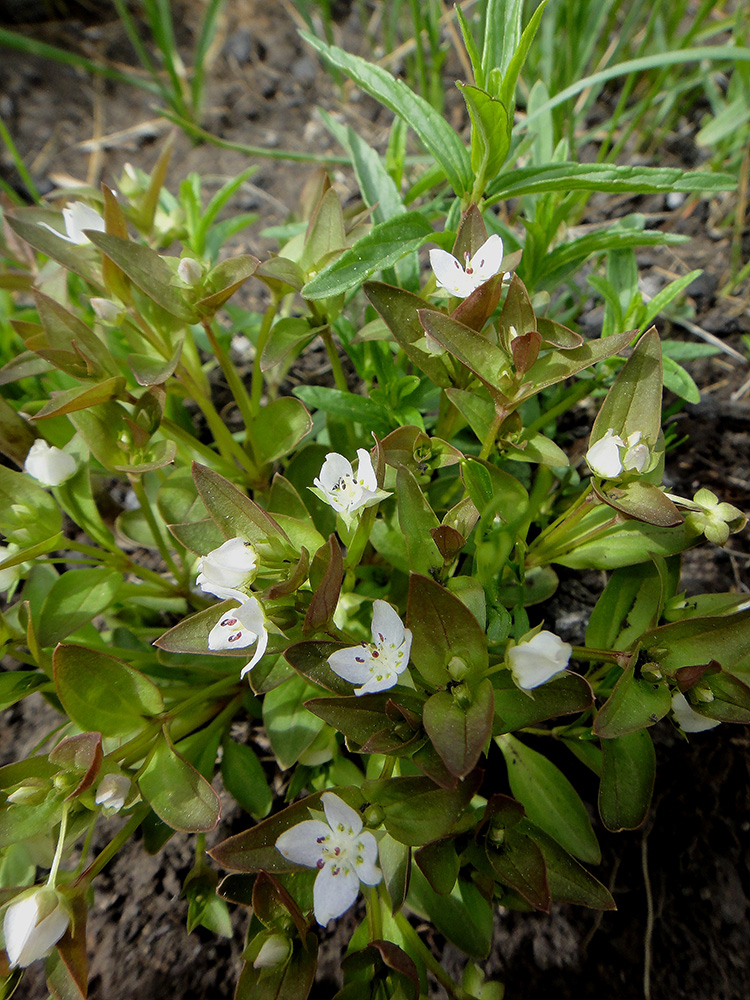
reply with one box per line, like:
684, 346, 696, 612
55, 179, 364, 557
478, 408, 507, 461
525, 379, 593, 435
365, 885, 383, 942
394, 912, 469, 1000
128, 473, 183, 581
250, 301, 280, 417
321, 328, 349, 394
526, 485, 593, 560
75, 805, 151, 886
203, 319, 258, 464
74, 816, 99, 878
46, 803, 70, 888
178, 364, 257, 477
536, 515, 620, 565
65, 540, 177, 591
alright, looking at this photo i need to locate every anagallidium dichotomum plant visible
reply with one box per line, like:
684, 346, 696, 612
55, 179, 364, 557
0, 8, 748, 996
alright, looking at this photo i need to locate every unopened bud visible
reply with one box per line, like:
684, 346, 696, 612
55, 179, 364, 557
6, 778, 50, 806
90, 297, 121, 324
448, 656, 468, 682
3, 887, 70, 968
177, 257, 203, 286
253, 933, 292, 969
363, 804, 385, 829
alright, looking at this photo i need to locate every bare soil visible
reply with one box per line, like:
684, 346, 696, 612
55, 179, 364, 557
1, 2, 749, 998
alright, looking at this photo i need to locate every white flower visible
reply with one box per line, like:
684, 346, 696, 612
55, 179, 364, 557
310, 450, 391, 527
275, 792, 381, 926
24, 440, 76, 487
586, 427, 650, 479
196, 537, 258, 601
507, 630, 572, 690
0, 543, 21, 593
327, 600, 412, 695
177, 258, 202, 286
3, 887, 70, 968
95, 773, 131, 813
670, 692, 721, 733
429, 234, 508, 298
90, 297, 121, 324
208, 596, 268, 678
40, 201, 106, 245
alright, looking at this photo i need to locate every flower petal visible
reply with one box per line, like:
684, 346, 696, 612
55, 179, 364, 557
321, 792, 363, 837
327, 646, 373, 684
275, 819, 331, 867
429, 248, 475, 297
354, 830, 382, 886
586, 429, 625, 478
370, 600, 405, 647
671, 692, 721, 733
315, 452, 353, 492
468, 234, 504, 284
355, 448, 377, 491
354, 671, 399, 696
240, 625, 268, 677
313, 863, 360, 925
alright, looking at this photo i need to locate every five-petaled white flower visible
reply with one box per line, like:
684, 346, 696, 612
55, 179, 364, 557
429, 234, 509, 298
670, 692, 720, 733
311, 450, 390, 528
208, 595, 268, 678
196, 537, 258, 601
275, 792, 381, 926
328, 600, 412, 695
586, 427, 650, 480
40, 201, 106, 245
507, 630, 572, 690
24, 440, 76, 487
3, 887, 70, 968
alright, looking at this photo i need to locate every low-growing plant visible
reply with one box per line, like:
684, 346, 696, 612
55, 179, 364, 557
0, 2, 748, 998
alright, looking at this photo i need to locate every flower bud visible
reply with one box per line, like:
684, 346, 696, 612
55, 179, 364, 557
3, 887, 70, 968
90, 297, 121, 324
177, 257, 203, 286
253, 933, 292, 969
95, 774, 131, 814
507, 630, 572, 690
6, 777, 50, 806
0, 543, 21, 593
24, 440, 76, 488
196, 537, 258, 601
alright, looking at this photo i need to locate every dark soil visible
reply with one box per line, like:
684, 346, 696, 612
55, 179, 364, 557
1, 3, 749, 999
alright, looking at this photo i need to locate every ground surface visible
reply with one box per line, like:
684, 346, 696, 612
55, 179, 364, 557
0, 2, 749, 999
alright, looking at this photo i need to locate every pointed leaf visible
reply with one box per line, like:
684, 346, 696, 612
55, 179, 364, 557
139, 730, 220, 832
422, 679, 493, 778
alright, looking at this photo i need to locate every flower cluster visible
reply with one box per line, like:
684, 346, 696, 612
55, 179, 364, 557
275, 792, 381, 925
586, 428, 650, 479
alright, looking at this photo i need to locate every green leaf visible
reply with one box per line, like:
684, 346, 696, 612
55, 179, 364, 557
519, 327, 635, 401
415, 838, 459, 896
292, 386, 393, 437
366, 772, 482, 847
128, 341, 183, 386
235, 936, 318, 1000
593, 665, 671, 739
591, 327, 663, 450
260, 317, 319, 372
519, 822, 615, 910
407, 573, 488, 687
497, 734, 600, 864
418, 309, 510, 393
586, 562, 666, 650
422, 679, 494, 779
486, 161, 736, 203
0, 670, 47, 710
5, 214, 103, 285
458, 84, 511, 188
302, 212, 433, 299
642, 609, 750, 675
407, 868, 492, 959
0, 465, 62, 545
396, 466, 442, 576
139, 730, 220, 832
221, 736, 273, 820
32, 377, 127, 420
598, 730, 655, 832
365, 282, 452, 388
254, 398, 312, 465
662, 356, 700, 403
192, 462, 290, 548
492, 672, 593, 734
305, 692, 422, 756
196, 254, 259, 316
301, 33, 472, 196
37, 568, 122, 646
285, 640, 364, 695
594, 479, 683, 527
85, 231, 194, 320
554, 506, 697, 570
263, 674, 326, 770
486, 829, 550, 912
53, 644, 164, 737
